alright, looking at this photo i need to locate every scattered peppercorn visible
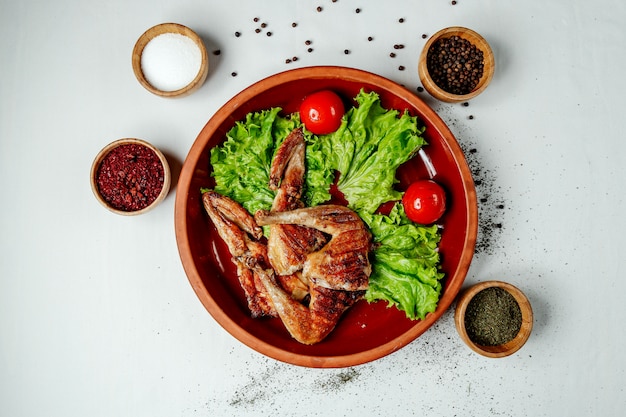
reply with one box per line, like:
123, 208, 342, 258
417, 86, 424, 92
469, 115, 474, 120
452, 0, 457, 5
305, 40, 312, 45
235, 31, 241, 37
463, 102, 469, 107
367, 36, 373, 41
266, 31, 272, 36
399, 18, 405, 23
255, 28, 261, 33
355, 8, 361, 13
317, 6, 323, 12
344, 49, 350, 54
292, 22, 297, 27
426, 35, 484, 95
422, 34, 428, 39
398, 66, 405, 71
390, 52, 396, 58
231, 72, 237, 77
261, 22, 267, 28
253, 17, 259, 22
285, 58, 292, 64
213, 49, 221, 55
307, 48, 313, 53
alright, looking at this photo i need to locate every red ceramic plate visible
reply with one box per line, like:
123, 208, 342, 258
175, 66, 477, 368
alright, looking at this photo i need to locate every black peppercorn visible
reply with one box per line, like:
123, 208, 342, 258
427, 36, 484, 95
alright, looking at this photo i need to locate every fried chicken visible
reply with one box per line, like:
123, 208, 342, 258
255, 271, 364, 345
267, 128, 327, 276
255, 205, 372, 292
202, 191, 276, 318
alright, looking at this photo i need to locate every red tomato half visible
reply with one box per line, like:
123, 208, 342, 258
299, 90, 345, 135
402, 180, 447, 224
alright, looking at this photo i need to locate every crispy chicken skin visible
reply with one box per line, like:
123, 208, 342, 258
202, 191, 276, 318
267, 127, 327, 276
202, 130, 373, 344
256, 271, 364, 345
255, 205, 372, 292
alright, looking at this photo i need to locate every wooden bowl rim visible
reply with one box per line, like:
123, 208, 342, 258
418, 26, 495, 103
90, 138, 171, 216
132, 22, 209, 98
454, 280, 533, 358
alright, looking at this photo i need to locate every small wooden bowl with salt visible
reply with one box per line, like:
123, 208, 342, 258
132, 23, 209, 98
455, 280, 533, 358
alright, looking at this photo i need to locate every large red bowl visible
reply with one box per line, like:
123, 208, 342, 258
175, 66, 477, 368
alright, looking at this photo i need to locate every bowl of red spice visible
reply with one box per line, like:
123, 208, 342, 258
418, 27, 495, 103
91, 138, 171, 215
455, 280, 533, 358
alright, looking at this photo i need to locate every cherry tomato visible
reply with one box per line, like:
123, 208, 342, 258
299, 90, 345, 135
402, 180, 447, 224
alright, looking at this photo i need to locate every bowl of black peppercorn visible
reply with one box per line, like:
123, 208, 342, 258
418, 27, 495, 103
454, 280, 533, 358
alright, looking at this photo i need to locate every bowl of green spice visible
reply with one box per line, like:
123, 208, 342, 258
455, 281, 533, 358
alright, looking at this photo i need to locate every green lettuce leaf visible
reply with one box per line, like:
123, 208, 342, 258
311, 89, 426, 214
361, 204, 444, 320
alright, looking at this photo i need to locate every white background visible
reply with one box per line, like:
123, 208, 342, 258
1, 0, 625, 416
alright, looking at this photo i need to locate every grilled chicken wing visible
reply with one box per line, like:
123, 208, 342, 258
255, 205, 372, 292
202, 191, 276, 318
256, 270, 363, 345
267, 128, 327, 276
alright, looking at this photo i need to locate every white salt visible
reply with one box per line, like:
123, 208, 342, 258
141, 33, 202, 92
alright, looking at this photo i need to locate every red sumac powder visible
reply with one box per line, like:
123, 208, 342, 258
96, 143, 164, 212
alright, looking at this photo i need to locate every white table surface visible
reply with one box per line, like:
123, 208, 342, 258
2, 0, 625, 416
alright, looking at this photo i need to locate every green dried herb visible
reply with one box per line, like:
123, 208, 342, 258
465, 287, 522, 346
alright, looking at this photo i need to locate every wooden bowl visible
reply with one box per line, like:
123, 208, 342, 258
418, 27, 495, 103
455, 281, 533, 358
175, 66, 478, 367
91, 138, 171, 215
132, 23, 209, 98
